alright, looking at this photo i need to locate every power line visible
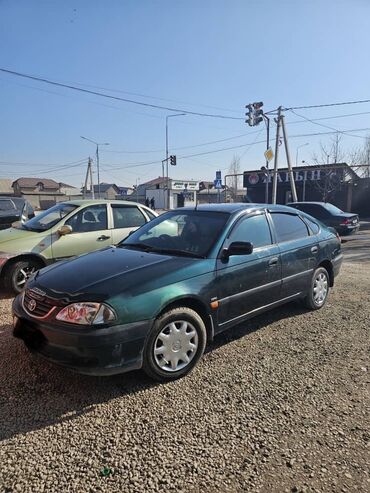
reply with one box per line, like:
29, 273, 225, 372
0, 68, 244, 121
101, 126, 370, 170
285, 99, 370, 110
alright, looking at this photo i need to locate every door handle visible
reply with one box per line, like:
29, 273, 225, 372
311, 246, 318, 253
97, 235, 110, 241
268, 257, 279, 266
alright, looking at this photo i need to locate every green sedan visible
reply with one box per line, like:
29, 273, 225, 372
0, 199, 157, 293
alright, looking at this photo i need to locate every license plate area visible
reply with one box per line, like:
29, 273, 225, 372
13, 317, 47, 351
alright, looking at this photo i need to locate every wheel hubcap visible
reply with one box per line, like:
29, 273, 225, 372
313, 272, 328, 305
154, 320, 199, 372
16, 266, 36, 289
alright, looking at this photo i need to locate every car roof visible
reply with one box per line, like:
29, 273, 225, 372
180, 203, 297, 214
64, 199, 146, 207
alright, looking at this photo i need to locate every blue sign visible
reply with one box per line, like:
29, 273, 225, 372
214, 179, 222, 189
216, 170, 222, 180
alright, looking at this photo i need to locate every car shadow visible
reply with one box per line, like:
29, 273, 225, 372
0, 301, 307, 442
0, 289, 14, 300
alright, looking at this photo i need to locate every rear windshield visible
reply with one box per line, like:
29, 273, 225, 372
323, 203, 343, 215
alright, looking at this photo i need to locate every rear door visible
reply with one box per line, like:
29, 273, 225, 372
110, 204, 148, 244
216, 212, 282, 329
51, 204, 112, 259
269, 211, 318, 298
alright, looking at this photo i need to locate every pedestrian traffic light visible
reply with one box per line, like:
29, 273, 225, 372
170, 155, 176, 166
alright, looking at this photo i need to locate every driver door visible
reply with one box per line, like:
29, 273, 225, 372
51, 204, 112, 260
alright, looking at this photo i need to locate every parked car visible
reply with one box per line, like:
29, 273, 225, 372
287, 202, 360, 236
0, 196, 35, 230
0, 199, 157, 293
13, 203, 343, 382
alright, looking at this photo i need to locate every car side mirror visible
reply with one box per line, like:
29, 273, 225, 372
58, 225, 73, 236
221, 241, 253, 261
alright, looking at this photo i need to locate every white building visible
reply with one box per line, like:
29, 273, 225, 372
145, 178, 200, 209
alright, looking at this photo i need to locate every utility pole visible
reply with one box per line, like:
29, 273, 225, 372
83, 157, 95, 199
264, 115, 270, 203
165, 113, 185, 209
272, 107, 282, 204
80, 136, 109, 200
280, 114, 298, 202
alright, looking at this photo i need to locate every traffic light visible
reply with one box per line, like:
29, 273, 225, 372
245, 101, 264, 126
245, 104, 254, 127
170, 155, 176, 166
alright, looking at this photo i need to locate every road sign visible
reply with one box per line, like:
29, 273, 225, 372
214, 179, 222, 189
216, 170, 221, 180
264, 147, 274, 162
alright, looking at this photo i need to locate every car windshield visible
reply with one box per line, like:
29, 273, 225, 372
323, 203, 344, 215
120, 210, 230, 258
22, 203, 78, 232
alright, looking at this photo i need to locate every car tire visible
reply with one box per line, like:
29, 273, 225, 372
142, 307, 207, 382
3, 258, 43, 294
304, 266, 330, 310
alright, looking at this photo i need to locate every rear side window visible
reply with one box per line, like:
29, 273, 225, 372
112, 205, 146, 228
229, 214, 272, 248
271, 213, 309, 242
142, 208, 156, 220
304, 217, 320, 235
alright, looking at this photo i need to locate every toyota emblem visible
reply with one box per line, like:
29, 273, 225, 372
28, 299, 37, 312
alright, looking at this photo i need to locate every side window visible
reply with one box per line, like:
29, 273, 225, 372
271, 213, 309, 243
304, 217, 320, 235
142, 208, 156, 220
112, 206, 146, 228
0, 199, 16, 212
66, 204, 107, 233
229, 214, 272, 248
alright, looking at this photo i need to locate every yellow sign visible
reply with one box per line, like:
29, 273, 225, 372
264, 148, 274, 162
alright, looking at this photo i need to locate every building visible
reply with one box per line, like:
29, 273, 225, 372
0, 179, 14, 196
82, 183, 121, 200
137, 176, 200, 209
59, 182, 82, 196
243, 163, 369, 215
12, 177, 65, 209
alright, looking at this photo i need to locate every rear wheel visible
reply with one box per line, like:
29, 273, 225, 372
304, 266, 329, 310
3, 258, 43, 294
142, 307, 207, 382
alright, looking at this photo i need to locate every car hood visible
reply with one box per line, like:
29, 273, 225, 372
0, 227, 40, 247
31, 247, 210, 301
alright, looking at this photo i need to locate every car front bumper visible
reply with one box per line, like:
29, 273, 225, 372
12, 296, 152, 376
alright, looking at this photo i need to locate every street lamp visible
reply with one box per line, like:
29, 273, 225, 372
165, 113, 186, 208
80, 136, 110, 199
295, 142, 309, 167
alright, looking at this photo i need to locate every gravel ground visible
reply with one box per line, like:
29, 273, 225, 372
0, 256, 369, 492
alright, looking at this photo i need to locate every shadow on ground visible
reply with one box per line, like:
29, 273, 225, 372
0, 301, 307, 442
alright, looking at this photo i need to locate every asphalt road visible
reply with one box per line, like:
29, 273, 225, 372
0, 230, 369, 492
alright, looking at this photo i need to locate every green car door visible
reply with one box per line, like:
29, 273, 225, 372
51, 203, 112, 260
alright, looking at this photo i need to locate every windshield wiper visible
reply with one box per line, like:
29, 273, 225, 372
120, 242, 155, 252
150, 248, 204, 258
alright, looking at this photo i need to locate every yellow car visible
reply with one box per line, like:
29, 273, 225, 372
0, 199, 157, 293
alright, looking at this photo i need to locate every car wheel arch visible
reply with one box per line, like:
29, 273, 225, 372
317, 259, 334, 287
2, 253, 46, 274
155, 296, 214, 343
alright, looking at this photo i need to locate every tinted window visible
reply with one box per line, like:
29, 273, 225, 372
324, 203, 343, 215
112, 206, 146, 228
0, 199, 16, 212
66, 204, 107, 232
304, 217, 320, 235
271, 213, 309, 242
121, 211, 229, 257
229, 214, 272, 248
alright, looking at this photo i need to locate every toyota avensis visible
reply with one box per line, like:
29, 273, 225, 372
13, 204, 343, 382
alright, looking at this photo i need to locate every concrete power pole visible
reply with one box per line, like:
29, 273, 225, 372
272, 107, 282, 204
83, 157, 94, 199
280, 114, 298, 202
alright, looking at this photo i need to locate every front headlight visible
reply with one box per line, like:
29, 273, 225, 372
56, 302, 116, 325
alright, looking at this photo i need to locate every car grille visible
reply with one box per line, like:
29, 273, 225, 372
22, 289, 58, 319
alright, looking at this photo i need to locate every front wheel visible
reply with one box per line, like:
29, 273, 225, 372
304, 267, 330, 310
142, 307, 207, 382
3, 258, 43, 294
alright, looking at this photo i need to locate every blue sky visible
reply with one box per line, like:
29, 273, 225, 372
1, 0, 370, 188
